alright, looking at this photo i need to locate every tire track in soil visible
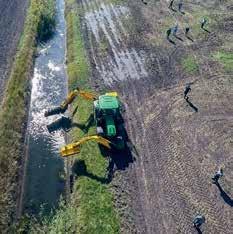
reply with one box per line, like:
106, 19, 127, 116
128, 89, 230, 233
0, 0, 28, 102
125, 87, 193, 234
122, 70, 232, 233
80, 1, 150, 232
79, 0, 233, 233
157, 2, 232, 232
81, 0, 196, 232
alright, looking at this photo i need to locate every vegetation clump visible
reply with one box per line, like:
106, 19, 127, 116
181, 55, 199, 74
213, 51, 233, 72
37, 0, 56, 42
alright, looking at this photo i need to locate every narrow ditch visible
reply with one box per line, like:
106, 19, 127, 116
21, 0, 68, 216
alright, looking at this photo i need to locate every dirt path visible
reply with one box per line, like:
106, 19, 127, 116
79, 0, 233, 233
0, 0, 28, 102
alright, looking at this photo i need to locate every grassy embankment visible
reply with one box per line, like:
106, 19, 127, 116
0, 0, 55, 230
28, 0, 120, 233
63, 2, 120, 231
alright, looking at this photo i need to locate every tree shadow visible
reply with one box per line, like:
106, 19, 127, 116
185, 97, 198, 112
72, 159, 110, 184
215, 182, 233, 207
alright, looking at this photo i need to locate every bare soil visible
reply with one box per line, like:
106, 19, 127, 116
0, 0, 28, 102
79, 0, 233, 233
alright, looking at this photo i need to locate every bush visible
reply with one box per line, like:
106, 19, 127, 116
37, 0, 56, 42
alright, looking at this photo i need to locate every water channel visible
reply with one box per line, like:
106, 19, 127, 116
23, 0, 67, 215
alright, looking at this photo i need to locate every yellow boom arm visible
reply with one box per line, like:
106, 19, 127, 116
60, 135, 112, 157
60, 89, 97, 109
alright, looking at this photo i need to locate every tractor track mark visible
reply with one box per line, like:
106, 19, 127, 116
0, 0, 28, 102
124, 82, 192, 234
127, 80, 232, 233
78, 0, 233, 233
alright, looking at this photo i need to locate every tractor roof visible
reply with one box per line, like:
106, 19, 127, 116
99, 94, 119, 109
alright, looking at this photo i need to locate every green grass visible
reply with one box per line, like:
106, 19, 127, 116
213, 51, 233, 72
27, 0, 120, 233
181, 55, 199, 74
55, 0, 120, 232
0, 0, 55, 231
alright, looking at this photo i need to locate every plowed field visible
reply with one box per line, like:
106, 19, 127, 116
0, 0, 28, 101
79, 0, 233, 233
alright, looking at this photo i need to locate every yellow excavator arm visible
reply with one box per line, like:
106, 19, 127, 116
60, 88, 97, 109
79, 90, 97, 101
60, 135, 112, 157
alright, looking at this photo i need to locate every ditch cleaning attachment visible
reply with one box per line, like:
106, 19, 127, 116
45, 87, 97, 117
60, 135, 112, 157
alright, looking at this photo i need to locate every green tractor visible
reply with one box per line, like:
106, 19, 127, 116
59, 91, 126, 157
94, 92, 125, 150
46, 88, 126, 157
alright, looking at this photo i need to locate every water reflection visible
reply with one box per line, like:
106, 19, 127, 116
23, 0, 67, 215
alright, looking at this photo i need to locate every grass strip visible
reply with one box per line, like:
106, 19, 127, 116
0, 0, 55, 230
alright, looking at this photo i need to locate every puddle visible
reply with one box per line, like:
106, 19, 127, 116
23, 0, 67, 215
84, 0, 148, 84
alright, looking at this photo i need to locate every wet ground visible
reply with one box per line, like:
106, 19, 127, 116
22, 0, 67, 216
79, 0, 233, 233
0, 0, 28, 102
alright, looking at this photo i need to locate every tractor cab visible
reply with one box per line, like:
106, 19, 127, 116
94, 92, 124, 149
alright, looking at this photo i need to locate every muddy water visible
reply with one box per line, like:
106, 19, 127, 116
83, 0, 148, 85
23, 0, 67, 215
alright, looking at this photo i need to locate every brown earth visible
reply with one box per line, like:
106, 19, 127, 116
78, 0, 233, 233
0, 0, 28, 102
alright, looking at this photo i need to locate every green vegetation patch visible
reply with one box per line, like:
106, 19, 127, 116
181, 55, 199, 74
28, 0, 120, 233
60, 0, 120, 231
0, 0, 55, 230
213, 51, 233, 72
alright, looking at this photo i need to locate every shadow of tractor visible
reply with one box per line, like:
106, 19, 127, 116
99, 119, 137, 182
72, 159, 110, 184
66, 110, 137, 191
69, 120, 137, 191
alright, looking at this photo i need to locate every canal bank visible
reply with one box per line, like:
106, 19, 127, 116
0, 0, 57, 231
21, 0, 68, 216
23, 0, 121, 232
